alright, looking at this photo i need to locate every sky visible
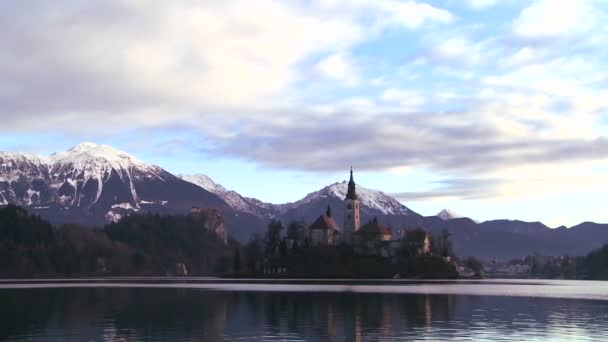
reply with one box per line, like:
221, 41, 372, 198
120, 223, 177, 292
1, 0, 607, 227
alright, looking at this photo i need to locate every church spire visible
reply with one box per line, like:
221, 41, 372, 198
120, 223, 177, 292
346, 167, 358, 200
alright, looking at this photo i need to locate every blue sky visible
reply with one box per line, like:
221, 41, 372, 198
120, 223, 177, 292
1, 0, 607, 226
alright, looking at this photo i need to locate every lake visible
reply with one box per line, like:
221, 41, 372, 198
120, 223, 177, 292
1, 278, 608, 341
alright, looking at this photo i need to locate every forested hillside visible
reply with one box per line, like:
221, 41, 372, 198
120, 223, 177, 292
0, 205, 232, 277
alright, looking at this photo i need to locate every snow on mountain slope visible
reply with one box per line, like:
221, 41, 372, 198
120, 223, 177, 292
179, 175, 414, 218
437, 209, 462, 221
47, 142, 168, 207
179, 174, 227, 195
0, 152, 49, 182
293, 181, 412, 215
179, 174, 274, 215
0, 143, 230, 220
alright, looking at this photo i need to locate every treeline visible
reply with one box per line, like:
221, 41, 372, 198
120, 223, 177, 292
0, 205, 232, 277
509, 244, 608, 280
220, 219, 458, 279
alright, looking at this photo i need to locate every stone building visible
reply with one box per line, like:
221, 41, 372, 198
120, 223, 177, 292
309, 205, 341, 246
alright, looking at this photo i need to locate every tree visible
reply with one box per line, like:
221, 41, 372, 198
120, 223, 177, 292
265, 219, 284, 258
244, 234, 263, 275
286, 221, 305, 243
233, 248, 241, 274
433, 229, 453, 257
279, 240, 287, 258
399, 228, 428, 258
464, 257, 483, 277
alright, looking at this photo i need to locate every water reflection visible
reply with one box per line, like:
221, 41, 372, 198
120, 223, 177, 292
1, 287, 608, 341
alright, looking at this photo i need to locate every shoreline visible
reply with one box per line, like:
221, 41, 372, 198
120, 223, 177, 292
0, 278, 607, 302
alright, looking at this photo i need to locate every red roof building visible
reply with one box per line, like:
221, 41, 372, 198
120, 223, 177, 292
309, 206, 340, 246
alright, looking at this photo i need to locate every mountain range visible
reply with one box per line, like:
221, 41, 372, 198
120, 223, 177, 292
1, 142, 607, 259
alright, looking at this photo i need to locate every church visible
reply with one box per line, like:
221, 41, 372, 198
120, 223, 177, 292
308, 168, 393, 247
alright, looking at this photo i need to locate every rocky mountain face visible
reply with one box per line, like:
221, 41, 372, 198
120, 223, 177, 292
0, 143, 231, 228
3, 143, 608, 259
178, 174, 277, 218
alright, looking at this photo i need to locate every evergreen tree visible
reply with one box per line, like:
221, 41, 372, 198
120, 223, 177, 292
287, 221, 305, 242
264, 219, 284, 258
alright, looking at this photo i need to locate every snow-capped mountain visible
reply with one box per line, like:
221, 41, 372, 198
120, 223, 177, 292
437, 209, 462, 221
275, 181, 421, 230
0, 152, 50, 205
179, 174, 227, 195
291, 181, 412, 216
179, 174, 277, 217
0, 143, 229, 225
47, 142, 170, 208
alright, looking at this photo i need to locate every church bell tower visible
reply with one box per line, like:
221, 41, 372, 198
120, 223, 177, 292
343, 167, 360, 244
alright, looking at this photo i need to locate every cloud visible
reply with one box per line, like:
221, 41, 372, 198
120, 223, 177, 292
513, 0, 598, 39
314, 52, 359, 86
315, 0, 454, 30
0, 0, 363, 129
205, 106, 608, 176
380, 89, 426, 110
391, 177, 502, 201
417, 37, 492, 66
467, 0, 497, 10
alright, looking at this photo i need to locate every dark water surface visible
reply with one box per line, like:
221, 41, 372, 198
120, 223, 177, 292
1, 279, 608, 341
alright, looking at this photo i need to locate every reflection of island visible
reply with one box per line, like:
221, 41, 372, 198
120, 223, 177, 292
1, 287, 606, 341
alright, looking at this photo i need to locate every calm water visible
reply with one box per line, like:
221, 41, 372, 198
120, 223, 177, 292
1, 279, 608, 341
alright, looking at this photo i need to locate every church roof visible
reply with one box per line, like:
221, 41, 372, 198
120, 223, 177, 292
309, 214, 340, 232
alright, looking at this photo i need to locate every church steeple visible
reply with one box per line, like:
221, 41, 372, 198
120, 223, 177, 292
343, 167, 360, 244
346, 167, 358, 200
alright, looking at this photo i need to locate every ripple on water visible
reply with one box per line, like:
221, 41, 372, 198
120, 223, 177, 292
1, 280, 608, 341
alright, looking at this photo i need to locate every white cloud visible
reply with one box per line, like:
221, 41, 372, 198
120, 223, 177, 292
468, 0, 497, 10
377, 0, 454, 29
380, 88, 426, 109
314, 0, 454, 30
0, 0, 364, 128
421, 37, 491, 66
513, 0, 598, 39
314, 52, 359, 86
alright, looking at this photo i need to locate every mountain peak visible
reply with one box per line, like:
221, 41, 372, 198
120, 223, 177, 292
68, 142, 99, 152
49, 142, 151, 171
297, 181, 411, 215
437, 209, 462, 221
